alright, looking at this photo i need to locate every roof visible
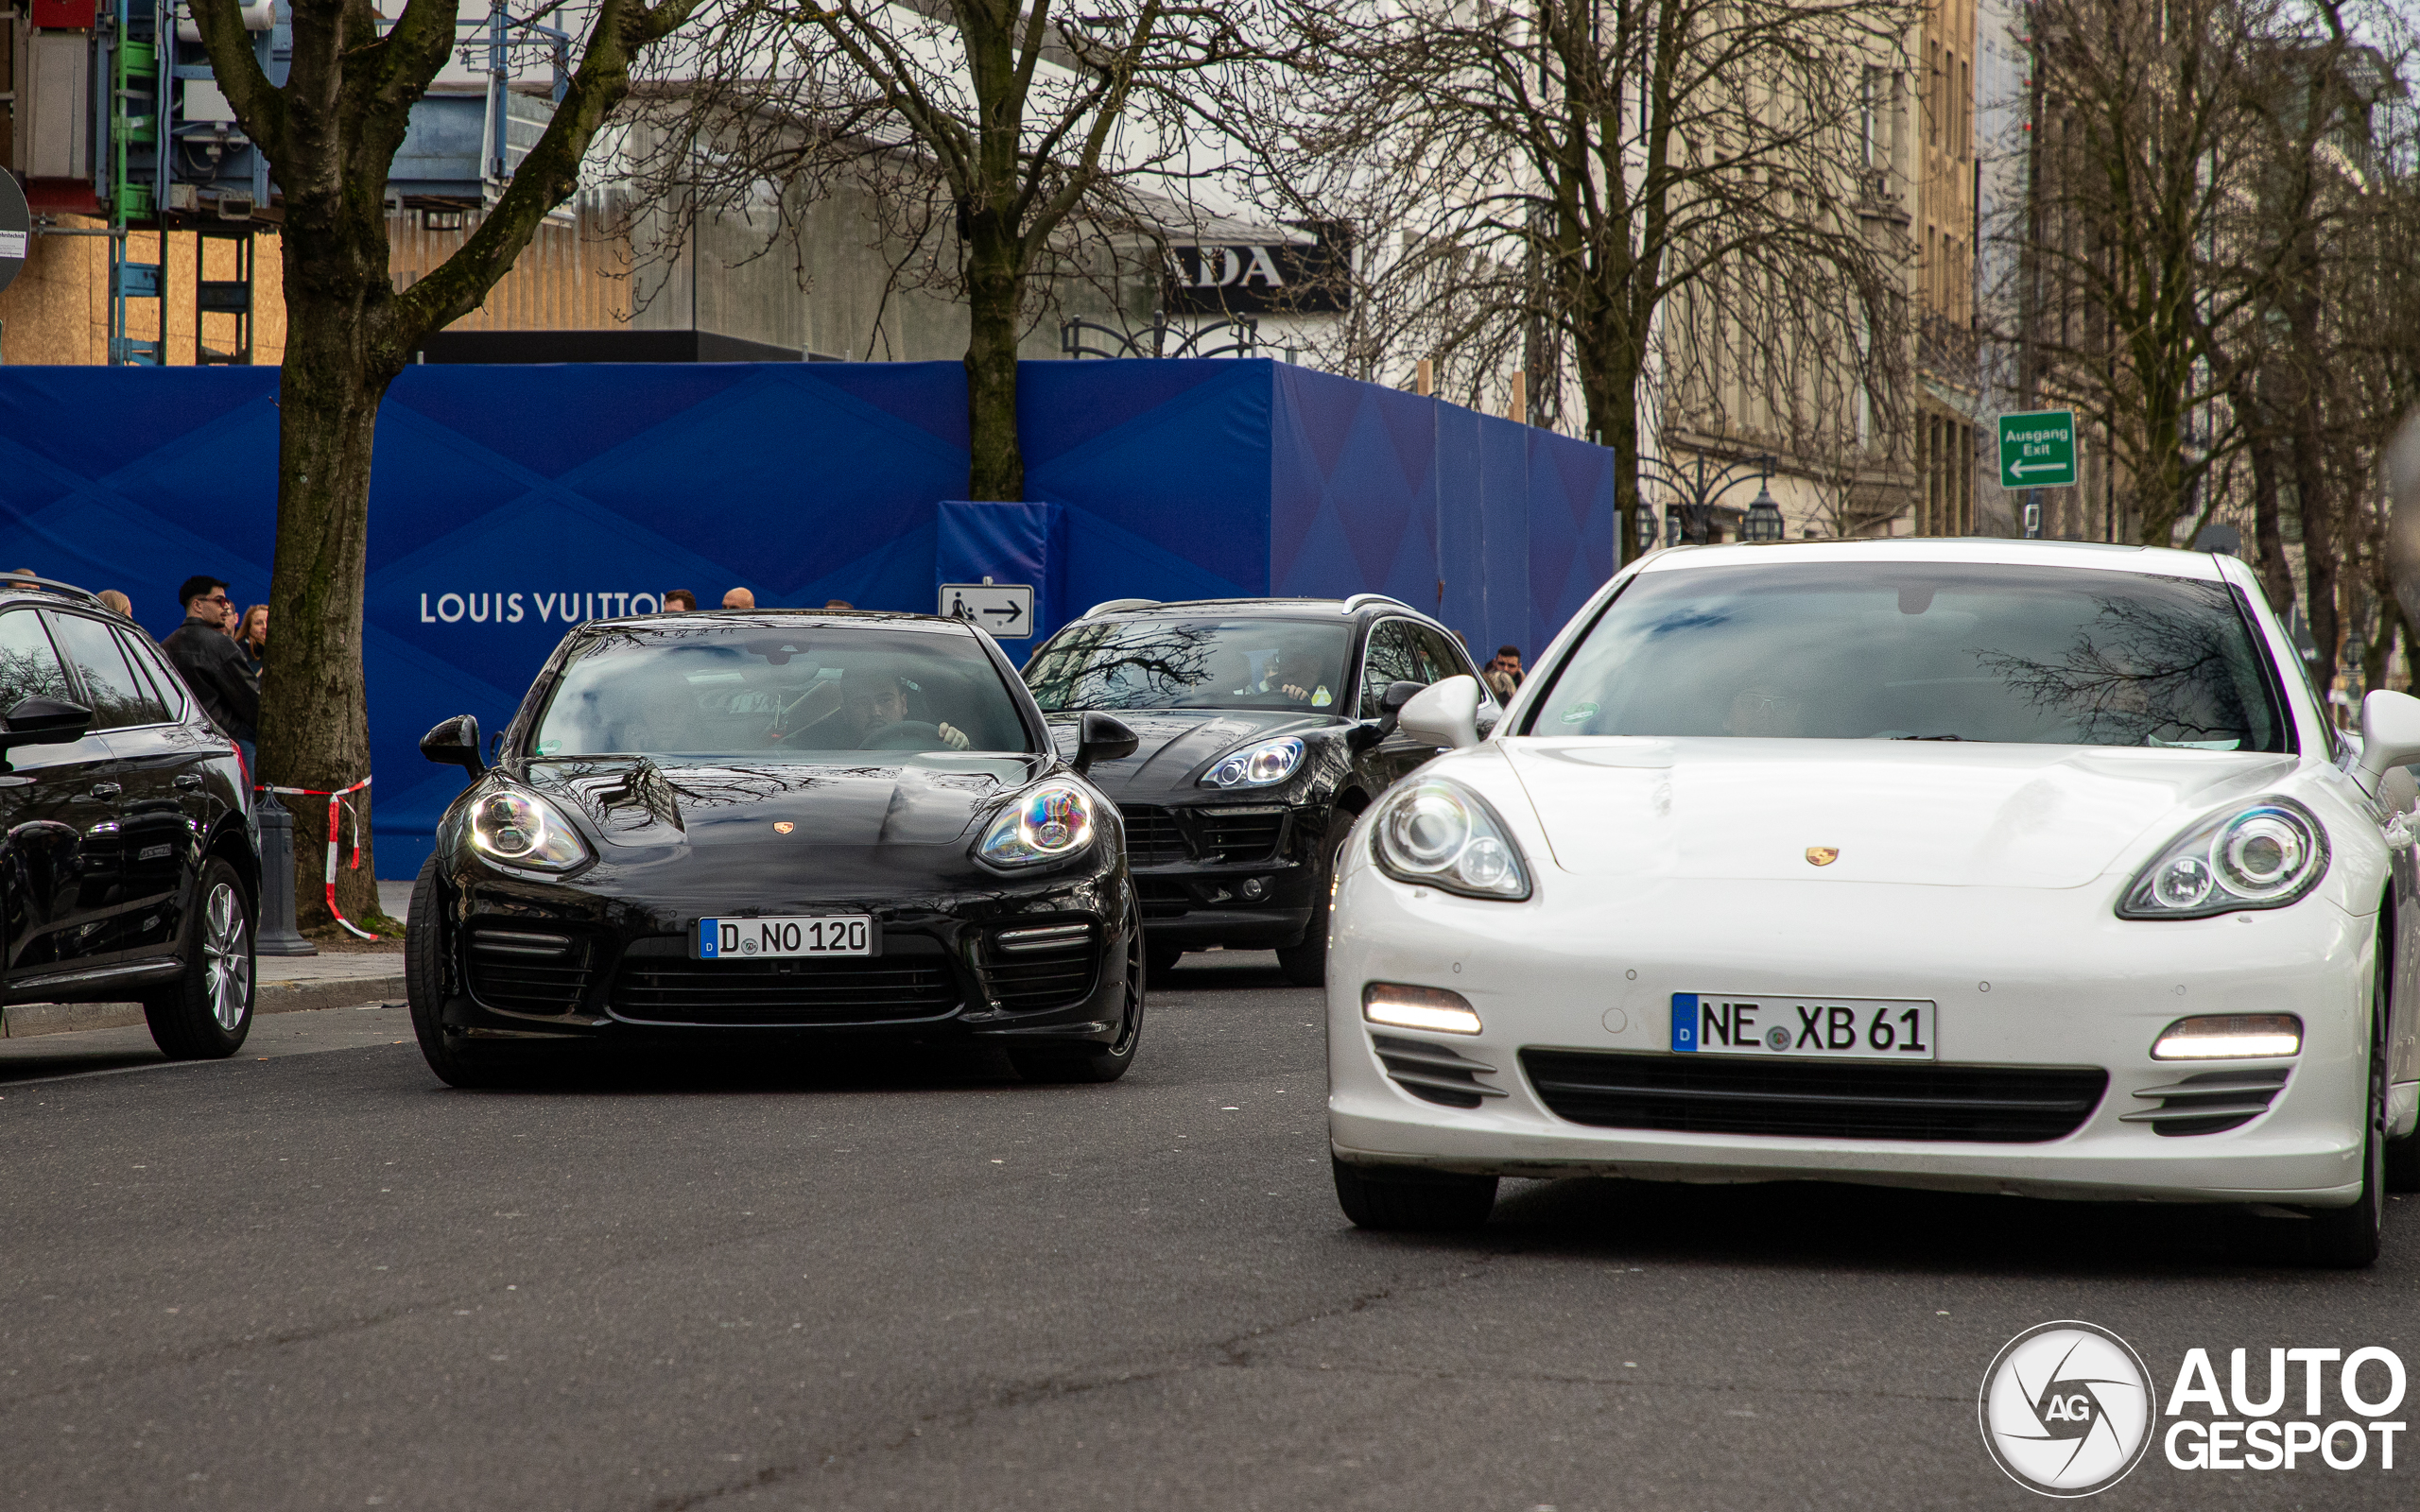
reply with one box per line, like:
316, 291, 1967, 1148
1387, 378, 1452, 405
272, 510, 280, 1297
575, 610, 979, 635
1634, 537, 2227, 582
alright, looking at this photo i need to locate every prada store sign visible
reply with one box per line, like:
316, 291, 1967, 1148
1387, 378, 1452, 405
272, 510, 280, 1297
1164, 225, 1351, 316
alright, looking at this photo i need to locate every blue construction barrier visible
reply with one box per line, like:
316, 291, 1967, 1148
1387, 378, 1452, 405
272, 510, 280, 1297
0, 359, 1613, 875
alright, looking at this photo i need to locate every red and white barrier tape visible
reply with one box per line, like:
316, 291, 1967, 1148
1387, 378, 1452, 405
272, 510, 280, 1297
256, 775, 377, 940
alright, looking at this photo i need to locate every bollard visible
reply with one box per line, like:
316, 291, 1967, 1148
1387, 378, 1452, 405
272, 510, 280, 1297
252, 792, 319, 956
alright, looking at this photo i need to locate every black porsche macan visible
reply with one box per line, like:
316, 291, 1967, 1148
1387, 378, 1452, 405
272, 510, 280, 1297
405, 611, 1145, 1088
1022, 595, 1498, 986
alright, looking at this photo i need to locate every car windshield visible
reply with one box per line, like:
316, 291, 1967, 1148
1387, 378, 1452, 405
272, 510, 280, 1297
1025, 618, 1353, 713
1523, 561, 2290, 751
530, 626, 1033, 758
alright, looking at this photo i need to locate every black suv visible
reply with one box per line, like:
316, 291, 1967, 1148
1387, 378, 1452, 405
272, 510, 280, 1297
0, 578, 259, 1057
1023, 594, 1497, 986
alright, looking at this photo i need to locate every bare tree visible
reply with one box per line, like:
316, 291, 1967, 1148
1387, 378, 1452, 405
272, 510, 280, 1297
630, 0, 1250, 501
191, 0, 704, 928
1242, 0, 1918, 559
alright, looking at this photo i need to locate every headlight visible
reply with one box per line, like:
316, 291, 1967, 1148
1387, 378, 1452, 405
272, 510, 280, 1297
466, 785, 591, 872
2118, 797, 2328, 919
1201, 736, 1304, 790
977, 780, 1099, 868
1371, 778, 1530, 900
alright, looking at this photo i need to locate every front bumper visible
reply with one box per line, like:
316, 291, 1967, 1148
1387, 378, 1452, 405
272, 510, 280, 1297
1122, 800, 1325, 949
429, 849, 1134, 1049
1327, 854, 2380, 1207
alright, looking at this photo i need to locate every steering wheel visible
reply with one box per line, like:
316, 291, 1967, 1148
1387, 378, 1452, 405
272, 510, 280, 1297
860, 718, 942, 750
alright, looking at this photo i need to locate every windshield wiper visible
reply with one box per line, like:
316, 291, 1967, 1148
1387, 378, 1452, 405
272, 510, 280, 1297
1893, 733, 1967, 741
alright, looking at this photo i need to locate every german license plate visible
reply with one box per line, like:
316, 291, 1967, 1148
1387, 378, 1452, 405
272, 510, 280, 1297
696, 915, 873, 959
1670, 993, 1936, 1060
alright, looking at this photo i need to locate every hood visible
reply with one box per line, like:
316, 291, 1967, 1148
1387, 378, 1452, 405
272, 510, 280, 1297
1499, 738, 2300, 887
521, 754, 1048, 852
1044, 708, 1342, 797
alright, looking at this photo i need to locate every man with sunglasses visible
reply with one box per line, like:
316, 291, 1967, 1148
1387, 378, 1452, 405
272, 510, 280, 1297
164, 575, 261, 767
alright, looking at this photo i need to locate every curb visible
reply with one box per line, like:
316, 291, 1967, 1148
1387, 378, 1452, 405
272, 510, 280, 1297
0, 974, 409, 1040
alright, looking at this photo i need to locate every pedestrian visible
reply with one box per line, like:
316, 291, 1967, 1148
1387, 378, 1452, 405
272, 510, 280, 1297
1482, 644, 1523, 701
662, 589, 697, 611
96, 590, 133, 617
233, 604, 268, 675
722, 587, 756, 609
162, 576, 261, 769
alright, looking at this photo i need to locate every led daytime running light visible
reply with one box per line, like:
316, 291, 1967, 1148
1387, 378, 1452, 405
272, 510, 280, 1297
2152, 1014, 2303, 1060
1362, 982, 1484, 1035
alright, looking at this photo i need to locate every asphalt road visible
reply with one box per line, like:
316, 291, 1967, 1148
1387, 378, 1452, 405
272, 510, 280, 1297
3, 952, 2412, 1511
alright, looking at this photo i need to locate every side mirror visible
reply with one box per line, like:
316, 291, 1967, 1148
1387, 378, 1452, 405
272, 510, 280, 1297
1352, 679, 1430, 751
1399, 675, 1483, 752
2356, 690, 2420, 795
0, 696, 93, 748
421, 713, 487, 780
1072, 712, 1139, 775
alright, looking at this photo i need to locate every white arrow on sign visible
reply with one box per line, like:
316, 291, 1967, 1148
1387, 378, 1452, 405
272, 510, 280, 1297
938, 582, 1037, 639
2009, 457, 2069, 476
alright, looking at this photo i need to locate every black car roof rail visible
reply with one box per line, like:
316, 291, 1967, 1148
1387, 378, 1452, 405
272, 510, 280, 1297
1080, 597, 1160, 619
2, 575, 113, 611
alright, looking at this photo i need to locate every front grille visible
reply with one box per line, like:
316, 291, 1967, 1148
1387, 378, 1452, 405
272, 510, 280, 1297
1196, 807, 1287, 863
1118, 805, 1188, 866
1519, 1049, 2107, 1143
2120, 1067, 2290, 1136
979, 924, 1101, 1012
1373, 1033, 1507, 1110
466, 929, 595, 1015
1135, 877, 1191, 919
608, 944, 959, 1026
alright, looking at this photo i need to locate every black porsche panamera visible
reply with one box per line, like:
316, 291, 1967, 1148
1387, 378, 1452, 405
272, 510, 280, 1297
404, 611, 1145, 1088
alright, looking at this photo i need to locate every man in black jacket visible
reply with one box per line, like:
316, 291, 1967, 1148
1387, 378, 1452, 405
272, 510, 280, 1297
163, 576, 260, 765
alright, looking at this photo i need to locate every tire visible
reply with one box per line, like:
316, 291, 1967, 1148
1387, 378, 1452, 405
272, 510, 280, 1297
1332, 1156, 1497, 1232
142, 857, 254, 1059
1011, 907, 1146, 1085
2306, 940, 2390, 1268
2389, 1126, 2420, 1195
1277, 813, 1355, 988
406, 856, 538, 1090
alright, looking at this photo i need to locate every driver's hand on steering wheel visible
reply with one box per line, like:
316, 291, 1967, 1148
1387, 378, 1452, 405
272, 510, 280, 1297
1281, 683, 1310, 700
938, 722, 971, 750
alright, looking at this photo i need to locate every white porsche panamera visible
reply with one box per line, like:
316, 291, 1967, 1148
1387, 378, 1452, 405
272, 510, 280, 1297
1327, 539, 2420, 1265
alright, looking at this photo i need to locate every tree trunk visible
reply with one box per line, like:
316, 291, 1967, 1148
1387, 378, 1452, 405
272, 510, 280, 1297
260, 235, 406, 929
963, 207, 1025, 502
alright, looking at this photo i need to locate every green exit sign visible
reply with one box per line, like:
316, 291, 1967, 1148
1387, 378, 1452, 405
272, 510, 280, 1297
1997, 410, 2078, 489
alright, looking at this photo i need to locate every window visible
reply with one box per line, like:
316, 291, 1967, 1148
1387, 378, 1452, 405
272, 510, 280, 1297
0, 610, 75, 713
1027, 618, 1352, 714
1409, 625, 1472, 687
1523, 562, 2288, 752
46, 611, 162, 730
1357, 621, 1426, 718
538, 626, 1034, 758
116, 629, 188, 721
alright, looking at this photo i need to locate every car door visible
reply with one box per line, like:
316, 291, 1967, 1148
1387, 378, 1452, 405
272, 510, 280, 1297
39, 610, 170, 964
0, 608, 122, 982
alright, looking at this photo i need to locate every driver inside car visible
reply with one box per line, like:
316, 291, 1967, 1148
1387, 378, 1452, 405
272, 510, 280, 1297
838, 667, 971, 749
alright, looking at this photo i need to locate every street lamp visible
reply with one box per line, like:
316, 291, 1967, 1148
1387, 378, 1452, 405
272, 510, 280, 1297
1742, 479, 1786, 541
1634, 451, 1779, 548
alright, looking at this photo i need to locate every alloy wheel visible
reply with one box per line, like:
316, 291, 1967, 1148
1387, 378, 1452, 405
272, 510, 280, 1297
203, 881, 251, 1031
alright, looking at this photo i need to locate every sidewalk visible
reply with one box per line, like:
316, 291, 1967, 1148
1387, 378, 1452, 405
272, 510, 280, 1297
0, 885, 415, 1040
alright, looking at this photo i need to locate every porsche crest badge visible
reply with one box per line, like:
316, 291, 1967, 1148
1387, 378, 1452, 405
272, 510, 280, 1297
1805, 847, 1839, 867
773, 821, 795, 835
